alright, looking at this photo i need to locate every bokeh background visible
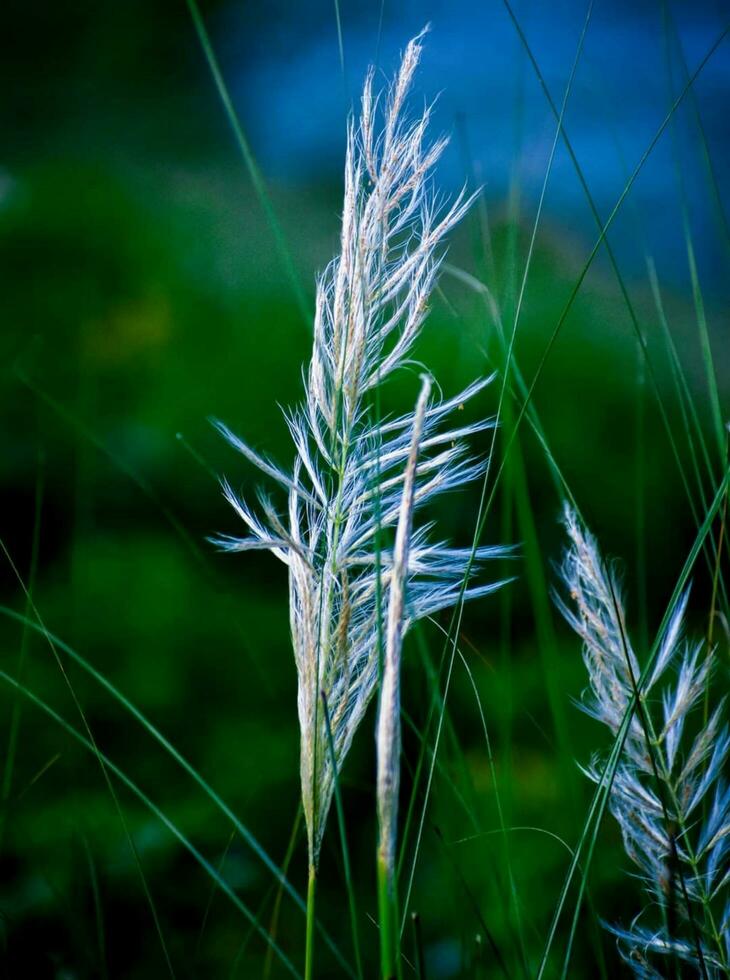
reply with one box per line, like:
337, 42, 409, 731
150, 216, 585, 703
1, 1, 728, 976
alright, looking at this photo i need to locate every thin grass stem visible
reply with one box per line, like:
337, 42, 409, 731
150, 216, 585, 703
305, 864, 317, 980
184, 0, 310, 326
321, 693, 364, 979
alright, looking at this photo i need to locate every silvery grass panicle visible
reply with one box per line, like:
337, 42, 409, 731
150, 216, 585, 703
213, 27, 507, 902
558, 506, 730, 978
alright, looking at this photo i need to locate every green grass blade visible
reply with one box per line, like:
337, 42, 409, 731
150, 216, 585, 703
0, 604, 353, 976
15, 368, 208, 573
663, 1, 730, 253
466, 20, 729, 574
0, 671, 301, 979
321, 693, 364, 979
455, 643, 529, 975
333, 0, 347, 87
500, 0, 727, 587
0, 539, 176, 978
80, 832, 109, 980
183, 0, 311, 327
17, 368, 278, 693
195, 829, 237, 961
263, 809, 304, 979
0, 447, 44, 851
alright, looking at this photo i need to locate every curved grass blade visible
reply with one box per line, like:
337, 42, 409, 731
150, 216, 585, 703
0, 447, 44, 852
321, 693, 364, 979
399, 2, 593, 941
428, 619, 529, 973
12, 381, 357, 975
0, 671, 301, 979
458, 21, 730, 654
496, 2, 729, 543
195, 828, 237, 961
14, 368, 214, 573
16, 368, 278, 694
646, 259, 717, 507
662, 1, 730, 253
183, 0, 310, 327
0, 605, 353, 976
496, 0, 728, 625
0, 539, 176, 979
662, 16, 726, 463
80, 832, 109, 980
263, 809, 304, 980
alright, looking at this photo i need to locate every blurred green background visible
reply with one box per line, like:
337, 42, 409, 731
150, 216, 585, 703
0, 1, 728, 977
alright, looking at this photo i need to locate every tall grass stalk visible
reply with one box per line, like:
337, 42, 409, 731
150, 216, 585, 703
213, 30, 508, 978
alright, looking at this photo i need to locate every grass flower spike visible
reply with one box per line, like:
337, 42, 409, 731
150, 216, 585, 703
214, 31, 508, 975
558, 506, 730, 977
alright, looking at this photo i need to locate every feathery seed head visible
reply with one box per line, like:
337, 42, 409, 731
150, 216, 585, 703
215, 33, 508, 871
559, 506, 730, 976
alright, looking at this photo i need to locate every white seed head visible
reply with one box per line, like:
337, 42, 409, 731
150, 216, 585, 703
559, 506, 730, 976
215, 33, 508, 870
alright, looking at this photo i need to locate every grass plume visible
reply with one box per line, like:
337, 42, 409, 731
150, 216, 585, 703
558, 506, 730, 977
213, 28, 509, 976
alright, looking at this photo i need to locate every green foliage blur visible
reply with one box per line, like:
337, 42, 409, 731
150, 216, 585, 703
0, 2, 727, 977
